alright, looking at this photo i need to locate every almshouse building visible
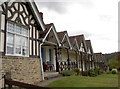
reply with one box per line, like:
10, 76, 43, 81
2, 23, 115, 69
0, 0, 46, 86
85, 40, 94, 70
0, 0, 108, 88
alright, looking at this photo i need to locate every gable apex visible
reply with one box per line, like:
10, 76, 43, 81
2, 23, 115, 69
1, 0, 46, 31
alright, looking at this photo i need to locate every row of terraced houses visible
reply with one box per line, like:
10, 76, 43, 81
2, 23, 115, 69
0, 0, 108, 88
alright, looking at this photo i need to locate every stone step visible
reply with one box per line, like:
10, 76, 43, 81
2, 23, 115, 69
44, 72, 62, 80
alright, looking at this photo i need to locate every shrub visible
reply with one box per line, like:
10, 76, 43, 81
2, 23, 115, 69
88, 70, 97, 77
105, 71, 111, 74
73, 68, 80, 75
82, 70, 89, 76
112, 70, 117, 74
94, 68, 101, 75
60, 70, 74, 76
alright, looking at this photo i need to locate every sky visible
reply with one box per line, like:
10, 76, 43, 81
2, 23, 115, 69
35, 0, 118, 54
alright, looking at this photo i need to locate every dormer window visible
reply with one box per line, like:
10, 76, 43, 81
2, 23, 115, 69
6, 22, 29, 56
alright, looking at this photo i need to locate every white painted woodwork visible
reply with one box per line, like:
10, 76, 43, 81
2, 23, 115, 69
0, 6, 3, 11
83, 60, 85, 71
33, 27, 35, 38
25, 18, 28, 25
14, 3, 18, 10
8, 1, 13, 7
11, 13, 18, 21
23, 4, 28, 15
22, 13, 26, 18
30, 26, 32, 37
36, 30, 39, 39
20, 15, 25, 25
0, 32, 4, 52
33, 40, 35, 55
29, 40, 32, 55
37, 41, 39, 56
1, 14, 5, 30
8, 10, 12, 18
31, 20, 35, 24
20, 4, 23, 12
80, 43, 85, 52
11, 7, 15, 12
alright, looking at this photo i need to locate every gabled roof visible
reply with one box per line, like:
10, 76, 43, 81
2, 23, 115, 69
39, 23, 52, 38
40, 23, 60, 46
57, 31, 72, 49
57, 31, 67, 42
85, 40, 94, 54
69, 36, 79, 50
70, 34, 87, 52
1, 0, 46, 31
94, 53, 103, 62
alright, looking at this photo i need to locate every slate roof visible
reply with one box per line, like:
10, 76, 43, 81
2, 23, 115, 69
85, 40, 93, 53
94, 53, 103, 62
39, 23, 53, 38
69, 36, 76, 47
57, 31, 67, 42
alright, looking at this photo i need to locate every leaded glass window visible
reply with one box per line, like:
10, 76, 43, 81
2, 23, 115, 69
6, 22, 29, 56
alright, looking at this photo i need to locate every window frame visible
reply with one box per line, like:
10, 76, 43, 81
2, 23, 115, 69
6, 22, 29, 57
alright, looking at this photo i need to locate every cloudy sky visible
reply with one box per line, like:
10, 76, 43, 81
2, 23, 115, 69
35, 0, 118, 54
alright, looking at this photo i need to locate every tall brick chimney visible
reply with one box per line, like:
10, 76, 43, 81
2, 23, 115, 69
39, 12, 43, 19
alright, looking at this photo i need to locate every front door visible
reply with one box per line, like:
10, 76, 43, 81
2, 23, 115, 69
49, 49, 54, 71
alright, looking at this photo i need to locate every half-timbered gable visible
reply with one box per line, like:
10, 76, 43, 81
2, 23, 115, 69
85, 40, 94, 57
39, 23, 60, 73
75, 35, 87, 53
57, 31, 71, 49
85, 40, 94, 70
0, 0, 46, 85
0, 0, 45, 57
69, 36, 79, 51
85, 40, 92, 53
94, 53, 103, 69
40, 23, 60, 46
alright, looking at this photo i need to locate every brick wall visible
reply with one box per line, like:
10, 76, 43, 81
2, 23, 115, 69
2, 56, 42, 84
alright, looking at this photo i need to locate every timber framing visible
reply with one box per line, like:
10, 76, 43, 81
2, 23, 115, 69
0, 1, 109, 87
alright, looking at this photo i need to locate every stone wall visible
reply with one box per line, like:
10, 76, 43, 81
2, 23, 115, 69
2, 56, 42, 84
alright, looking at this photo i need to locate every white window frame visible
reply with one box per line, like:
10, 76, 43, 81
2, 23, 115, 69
6, 22, 29, 57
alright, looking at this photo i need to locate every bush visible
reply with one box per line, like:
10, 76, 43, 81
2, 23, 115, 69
60, 70, 74, 76
111, 70, 117, 74
82, 70, 89, 76
94, 68, 101, 75
88, 70, 97, 77
104, 71, 111, 74
73, 68, 80, 75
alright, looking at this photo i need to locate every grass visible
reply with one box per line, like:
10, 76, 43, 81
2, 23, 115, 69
46, 74, 118, 87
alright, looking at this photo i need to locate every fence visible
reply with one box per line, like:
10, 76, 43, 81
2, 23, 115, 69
5, 78, 51, 89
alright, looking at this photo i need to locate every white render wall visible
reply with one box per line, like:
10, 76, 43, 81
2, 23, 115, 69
69, 51, 76, 62
61, 49, 68, 61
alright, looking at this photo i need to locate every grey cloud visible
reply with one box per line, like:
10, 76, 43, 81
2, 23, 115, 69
77, 0, 94, 8
36, 2, 70, 14
69, 30, 93, 38
35, 0, 94, 14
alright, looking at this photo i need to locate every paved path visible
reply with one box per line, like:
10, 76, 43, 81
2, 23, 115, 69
35, 76, 64, 87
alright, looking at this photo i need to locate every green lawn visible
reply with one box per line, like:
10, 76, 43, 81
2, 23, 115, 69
46, 74, 118, 87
